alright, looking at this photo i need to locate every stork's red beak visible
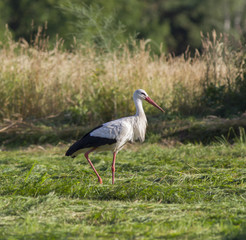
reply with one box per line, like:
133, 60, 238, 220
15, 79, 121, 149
145, 97, 165, 112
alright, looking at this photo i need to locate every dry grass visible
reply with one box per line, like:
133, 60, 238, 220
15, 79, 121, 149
0, 29, 242, 123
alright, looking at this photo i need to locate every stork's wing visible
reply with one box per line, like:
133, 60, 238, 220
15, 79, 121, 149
65, 117, 134, 157
90, 118, 134, 142
65, 125, 116, 157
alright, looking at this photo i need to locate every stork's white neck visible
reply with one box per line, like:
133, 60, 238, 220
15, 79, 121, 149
134, 98, 145, 117
133, 95, 147, 143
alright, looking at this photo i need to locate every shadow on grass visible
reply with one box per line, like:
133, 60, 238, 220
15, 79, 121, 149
2, 116, 246, 148
224, 226, 246, 240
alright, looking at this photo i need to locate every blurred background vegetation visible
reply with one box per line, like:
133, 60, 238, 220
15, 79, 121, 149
1, 0, 246, 54
1, 0, 246, 143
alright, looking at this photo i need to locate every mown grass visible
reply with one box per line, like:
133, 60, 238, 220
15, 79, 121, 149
1, 143, 246, 239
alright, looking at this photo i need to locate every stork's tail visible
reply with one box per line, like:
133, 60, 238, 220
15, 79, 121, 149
65, 138, 86, 158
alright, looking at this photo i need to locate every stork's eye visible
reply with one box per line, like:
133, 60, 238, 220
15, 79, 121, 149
141, 92, 146, 96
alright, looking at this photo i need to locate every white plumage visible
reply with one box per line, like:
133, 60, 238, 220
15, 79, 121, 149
66, 89, 164, 184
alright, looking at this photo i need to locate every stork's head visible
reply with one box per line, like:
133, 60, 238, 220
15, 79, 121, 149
134, 89, 165, 112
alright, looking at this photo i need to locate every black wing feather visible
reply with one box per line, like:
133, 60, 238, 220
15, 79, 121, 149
65, 125, 116, 157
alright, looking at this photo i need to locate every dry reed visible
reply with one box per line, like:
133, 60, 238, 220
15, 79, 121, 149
0, 29, 241, 123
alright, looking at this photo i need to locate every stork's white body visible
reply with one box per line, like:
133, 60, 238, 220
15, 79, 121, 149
69, 114, 147, 157
90, 112, 147, 152
65, 89, 164, 184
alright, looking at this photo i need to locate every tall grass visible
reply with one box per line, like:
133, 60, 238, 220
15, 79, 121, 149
0, 28, 245, 124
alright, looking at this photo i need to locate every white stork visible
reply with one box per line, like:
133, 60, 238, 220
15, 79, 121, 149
65, 89, 165, 184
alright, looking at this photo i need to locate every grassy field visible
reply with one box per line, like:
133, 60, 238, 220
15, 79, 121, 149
1, 24, 246, 240
1, 142, 246, 239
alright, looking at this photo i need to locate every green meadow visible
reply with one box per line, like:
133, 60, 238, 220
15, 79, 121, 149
1, 142, 245, 239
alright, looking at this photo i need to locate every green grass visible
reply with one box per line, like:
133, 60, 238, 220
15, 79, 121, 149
0, 143, 246, 239
2, 116, 246, 147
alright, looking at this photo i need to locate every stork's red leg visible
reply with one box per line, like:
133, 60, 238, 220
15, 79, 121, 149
84, 148, 102, 184
112, 152, 117, 184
